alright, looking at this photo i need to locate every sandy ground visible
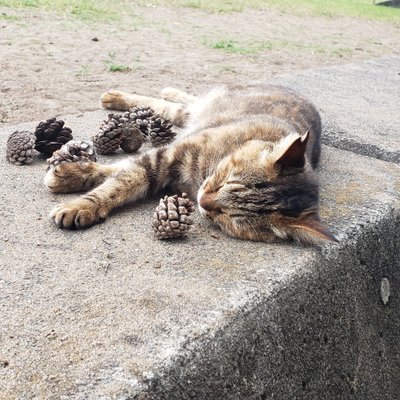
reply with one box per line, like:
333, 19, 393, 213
0, 5, 399, 125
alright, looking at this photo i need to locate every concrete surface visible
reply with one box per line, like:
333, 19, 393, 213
274, 56, 400, 164
1, 57, 400, 399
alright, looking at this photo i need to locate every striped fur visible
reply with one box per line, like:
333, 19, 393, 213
46, 84, 337, 244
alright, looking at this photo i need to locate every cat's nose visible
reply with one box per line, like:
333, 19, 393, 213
199, 192, 221, 218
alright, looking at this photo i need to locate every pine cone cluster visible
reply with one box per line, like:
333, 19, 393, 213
46, 140, 97, 170
34, 118, 73, 156
92, 113, 143, 155
6, 131, 36, 165
125, 106, 155, 136
6, 117, 75, 166
152, 193, 195, 239
94, 107, 177, 153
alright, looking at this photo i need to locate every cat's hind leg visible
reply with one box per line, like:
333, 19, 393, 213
160, 87, 196, 104
101, 90, 138, 111
101, 90, 188, 127
44, 161, 118, 193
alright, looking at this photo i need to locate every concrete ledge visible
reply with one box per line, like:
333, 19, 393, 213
137, 208, 400, 400
1, 58, 400, 399
273, 56, 400, 164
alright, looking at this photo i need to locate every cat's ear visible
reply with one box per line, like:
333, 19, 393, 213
291, 214, 338, 243
275, 132, 309, 170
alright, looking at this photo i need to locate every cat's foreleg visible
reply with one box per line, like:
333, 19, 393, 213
50, 149, 171, 229
44, 161, 119, 193
101, 90, 188, 127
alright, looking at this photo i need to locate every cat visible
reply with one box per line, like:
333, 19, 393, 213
44, 83, 337, 244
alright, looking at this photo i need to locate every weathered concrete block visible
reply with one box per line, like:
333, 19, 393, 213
273, 56, 400, 163
1, 57, 399, 399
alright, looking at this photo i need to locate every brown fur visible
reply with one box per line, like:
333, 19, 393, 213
45, 84, 337, 244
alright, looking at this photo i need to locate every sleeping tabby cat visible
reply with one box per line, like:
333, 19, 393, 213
45, 83, 337, 244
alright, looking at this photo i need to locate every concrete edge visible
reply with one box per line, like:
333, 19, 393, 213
125, 206, 400, 399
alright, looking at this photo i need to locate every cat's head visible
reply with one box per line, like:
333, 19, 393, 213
197, 133, 337, 244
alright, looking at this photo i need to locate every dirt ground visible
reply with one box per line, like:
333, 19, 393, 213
1, 5, 399, 125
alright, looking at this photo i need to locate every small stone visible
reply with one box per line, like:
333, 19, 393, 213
380, 277, 390, 305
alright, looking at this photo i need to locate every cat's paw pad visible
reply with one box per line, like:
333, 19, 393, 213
101, 90, 129, 110
50, 200, 107, 229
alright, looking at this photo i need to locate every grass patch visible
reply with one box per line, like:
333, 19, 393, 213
266, 0, 400, 23
104, 51, 132, 73
107, 64, 131, 72
209, 37, 356, 58
0, 12, 21, 20
75, 64, 90, 77
137, 0, 400, 23
210, 39, 273, 54
1, 0, 399, 23
0, 0, 125, 21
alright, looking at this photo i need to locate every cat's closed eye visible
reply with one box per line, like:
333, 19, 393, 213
225, 181, 248, 192
229, 186, 248, 193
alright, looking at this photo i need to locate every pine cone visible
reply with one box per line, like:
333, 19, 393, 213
46, 140, 97, 170
126, 106, 155, 136
148, 117, 176, 147
152, 193, 195, 239
34, 118, 73, 156
93, 113, 142, 154
6, 131, 36, 165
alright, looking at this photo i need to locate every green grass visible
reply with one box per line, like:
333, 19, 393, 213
209, 37, 356, 57
139, 0, 400, 23
107, 63, 131, 72
1, 0, 399, 23
0, 12, 20, 20
104, 51, 132, 73
0, 0, 126, 20
75, 64, 90, 77
210, 39, 273, 54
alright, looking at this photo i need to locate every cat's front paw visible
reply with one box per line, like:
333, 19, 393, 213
101, 90, 130, 110
44, 162, 94, 193
50, 199, 108, 229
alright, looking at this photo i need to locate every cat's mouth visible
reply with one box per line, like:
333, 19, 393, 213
198, 203, 257, 241
198, 204, 221, 221
197, 189, 263, 240
198, 200, 222, 221
197, 186, 223, 221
